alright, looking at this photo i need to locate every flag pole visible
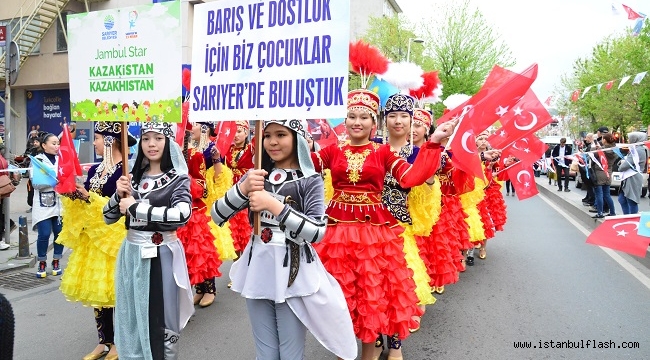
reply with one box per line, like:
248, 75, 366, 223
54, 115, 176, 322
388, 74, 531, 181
253, 120, 263, 235
121, 123, 129, 175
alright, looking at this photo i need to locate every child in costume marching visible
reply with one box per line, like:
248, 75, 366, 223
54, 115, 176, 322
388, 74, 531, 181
224, 121, 254, 257
377, 94, 438, 338
58, 122, 134, 360
212, 119, 356, 360
312, 89, 457, 360
104, 122, 194, 360
177, 121, 223, 308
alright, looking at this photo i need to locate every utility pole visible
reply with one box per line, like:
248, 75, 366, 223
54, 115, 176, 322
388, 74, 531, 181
4, 28, 20, 245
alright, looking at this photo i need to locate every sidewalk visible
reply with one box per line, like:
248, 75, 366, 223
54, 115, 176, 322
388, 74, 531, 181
0, 180, 56, 273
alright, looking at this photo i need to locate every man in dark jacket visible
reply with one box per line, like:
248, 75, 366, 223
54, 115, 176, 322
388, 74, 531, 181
552, 137, 573, 192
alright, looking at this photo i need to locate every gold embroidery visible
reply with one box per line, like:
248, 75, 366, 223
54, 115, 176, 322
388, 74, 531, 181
336, 192, 372, 204
230, 147, 243, 168
344, 149, 371, 184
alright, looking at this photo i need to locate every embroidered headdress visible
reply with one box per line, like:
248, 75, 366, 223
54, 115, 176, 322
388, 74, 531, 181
94, 121, 136, 172
413, 108, 433, 132
137, 122, 188, 175
263, 119, 316, 178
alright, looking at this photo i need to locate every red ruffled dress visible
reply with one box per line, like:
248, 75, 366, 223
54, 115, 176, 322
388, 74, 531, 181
224, 143, 254, 253
418, 152, 473, 279
487, 161, 507, 231
477, 162, 496, 241
312, 141, 442, 343
177, 148, 223, 285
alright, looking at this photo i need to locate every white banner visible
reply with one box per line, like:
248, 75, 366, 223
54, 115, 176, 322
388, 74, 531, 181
190, 0, 350, 121
67, 2, 182, 123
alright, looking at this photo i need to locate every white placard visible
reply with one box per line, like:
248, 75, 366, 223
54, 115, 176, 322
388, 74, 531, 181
190, 0, 350, 121
67, 2, 182, 123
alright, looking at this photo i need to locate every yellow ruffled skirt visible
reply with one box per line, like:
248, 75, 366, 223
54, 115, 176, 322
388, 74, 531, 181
400, 223, 436, 306
57, 193, 126, 307
205, 165, 237, 260
460, 178, 486, 243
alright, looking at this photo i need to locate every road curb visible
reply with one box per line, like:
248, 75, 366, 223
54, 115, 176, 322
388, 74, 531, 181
537, 183, 601, 232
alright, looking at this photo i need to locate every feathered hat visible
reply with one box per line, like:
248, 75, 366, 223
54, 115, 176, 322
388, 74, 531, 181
348, 40, 389, 118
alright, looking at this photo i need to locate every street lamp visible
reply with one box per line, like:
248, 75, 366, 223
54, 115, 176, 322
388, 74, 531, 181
406, 37, 424, 63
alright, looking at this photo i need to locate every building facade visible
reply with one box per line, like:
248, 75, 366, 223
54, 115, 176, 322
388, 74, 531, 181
0, 0, 400, 162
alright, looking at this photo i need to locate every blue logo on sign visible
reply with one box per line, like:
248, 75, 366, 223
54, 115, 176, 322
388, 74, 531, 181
104, 15, 114, 30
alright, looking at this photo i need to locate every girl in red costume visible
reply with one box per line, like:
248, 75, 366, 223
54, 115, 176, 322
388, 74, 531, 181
473, 131, 506, 260
412, 109, 459, 294
176, 122, 223, 308
312, 89, 457, 360
224, 121, 254, 256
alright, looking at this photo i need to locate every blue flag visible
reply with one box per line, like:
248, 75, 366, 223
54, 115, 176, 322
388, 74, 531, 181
638, 211, 650, 237
29, 155, 57, 187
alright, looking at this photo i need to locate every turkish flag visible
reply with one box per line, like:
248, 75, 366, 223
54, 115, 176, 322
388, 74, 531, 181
506, 161, 539, 200
605, 80, 615, 90
622, 4, 644, 20
501, 133, 547, 166
55, 124, 83, 194
586, 215, 648, 257
215, 121, 238, 156
571, 90, 580, 102
487, 89, 554, 149
445, 64, 538, 179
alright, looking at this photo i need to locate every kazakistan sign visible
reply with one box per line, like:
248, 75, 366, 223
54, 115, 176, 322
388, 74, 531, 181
190, 0, 351, 121
67, 2, 182, 122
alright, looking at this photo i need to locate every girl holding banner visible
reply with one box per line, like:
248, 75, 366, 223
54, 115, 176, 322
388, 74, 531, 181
211, 119, 357, 360
312, 89, 457, 360
104, 122, 194, 360
57, 122, 134, 360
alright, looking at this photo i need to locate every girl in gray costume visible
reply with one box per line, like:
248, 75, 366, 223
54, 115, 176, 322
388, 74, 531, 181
103, 122, 194, 359
212, 119, 356, 360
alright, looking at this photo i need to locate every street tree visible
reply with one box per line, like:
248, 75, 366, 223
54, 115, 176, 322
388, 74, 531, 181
421, 0, 515, 99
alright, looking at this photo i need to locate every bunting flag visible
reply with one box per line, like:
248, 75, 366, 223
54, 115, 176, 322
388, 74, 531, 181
586, 215, 648, 257
56, 123, 83, 194
570, 71, 648, 101
618, 75, 632, 89
632, 71, 647, 84
612, 3, 620, 16
632, 15, 646, 36
543, 95, 553, 106
571, 89, 580, 102
622, 4, 644, 20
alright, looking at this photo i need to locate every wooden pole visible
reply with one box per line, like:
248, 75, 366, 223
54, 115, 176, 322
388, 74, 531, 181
121, 123, 129, 176
253, 120, 263, 235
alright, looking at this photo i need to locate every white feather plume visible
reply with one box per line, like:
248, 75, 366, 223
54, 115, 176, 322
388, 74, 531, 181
376, 62, 424, 91
443, 93, 471, 111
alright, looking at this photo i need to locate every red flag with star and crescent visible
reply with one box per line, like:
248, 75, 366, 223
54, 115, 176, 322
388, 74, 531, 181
487, 89, 555, 149
444, 64, 538, 179
586, 215, 648, 257
215, 121, 238, 156
55, 123, 83, 194
622, 4, 644, 20
505, 160, 539, 200
501, 133, 547, 166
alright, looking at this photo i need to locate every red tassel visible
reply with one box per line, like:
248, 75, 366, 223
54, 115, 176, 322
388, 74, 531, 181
349, 40, 389, 77
409, 71, 441, 100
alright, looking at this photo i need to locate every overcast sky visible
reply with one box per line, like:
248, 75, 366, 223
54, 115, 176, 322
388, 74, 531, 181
397, 0, 648, 103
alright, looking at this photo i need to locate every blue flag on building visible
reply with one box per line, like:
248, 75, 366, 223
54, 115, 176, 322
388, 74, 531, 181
29, 155, 57, 187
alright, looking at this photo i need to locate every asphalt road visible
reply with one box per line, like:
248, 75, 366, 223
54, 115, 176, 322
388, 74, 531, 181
4, 192, 650, 360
